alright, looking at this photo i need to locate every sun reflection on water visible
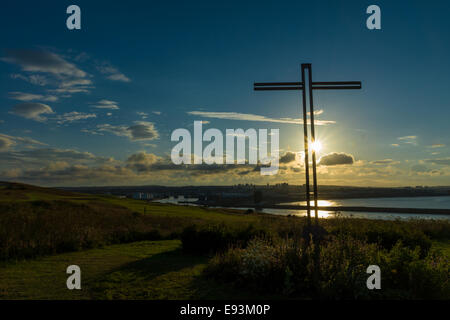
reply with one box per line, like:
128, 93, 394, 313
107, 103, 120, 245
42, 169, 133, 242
275, 199, 338, 218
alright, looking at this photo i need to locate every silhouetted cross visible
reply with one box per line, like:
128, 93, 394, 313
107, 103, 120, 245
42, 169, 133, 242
254, 63, 362, 228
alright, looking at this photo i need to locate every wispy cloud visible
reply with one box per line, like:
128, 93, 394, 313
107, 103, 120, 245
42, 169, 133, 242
0, 135, 14, 151
187, 111, 335, 125
9, 91, 58, 102
307, 109, 324, 116
423, 158, 450, 166
95, 121, 159, 141
398, 135, 417, 140
55, 112, 97, 124
428, 144, 445, 149
1, 49, 86, 77
97, 63, 130, 82
137, 112, 148, 119
397, 135, 417, 145
0, 133, 47, 151
370, 159, 400, 165
10, 73, 48, 86
2, 49, 93, 97
9, 103, 54, 122
92, 100, 120, 110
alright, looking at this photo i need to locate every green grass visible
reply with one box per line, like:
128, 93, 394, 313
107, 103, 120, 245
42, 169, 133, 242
0, 240, 273, 300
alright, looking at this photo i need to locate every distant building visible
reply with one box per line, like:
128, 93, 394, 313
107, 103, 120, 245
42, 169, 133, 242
132, 192, 154, 200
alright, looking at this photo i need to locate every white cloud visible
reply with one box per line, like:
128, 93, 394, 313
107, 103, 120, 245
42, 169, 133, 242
9, 91, 58, 102
107, 73, 130, 82
96, 123, 129, 137
423, 158, 450, 166
307, 109, 324, 116
92, 100, 120, 110
0, 135, 14, 151
187, 111, 335, 125
97, 63, 130, 82
137, 112, 148, 119
49, 78, 93, 95
81, 128, 104, 136
0, 133, 47, 151
397, 135, 417, 145
428, 144, 445, 149
55, 112, 97, 124
10, 74, 48, 86
398, 135, 417, 140
370, 159, 400, 165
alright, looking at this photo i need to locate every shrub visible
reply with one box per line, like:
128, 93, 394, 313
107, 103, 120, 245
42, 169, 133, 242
328, 218, 433, 256
205, 236, 450, 300
180, 224, 272, 255
379, 242, 450, 299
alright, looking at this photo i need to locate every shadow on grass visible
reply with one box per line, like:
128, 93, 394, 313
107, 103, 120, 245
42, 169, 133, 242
109, 248, 208, 280
87, 248, 211, 299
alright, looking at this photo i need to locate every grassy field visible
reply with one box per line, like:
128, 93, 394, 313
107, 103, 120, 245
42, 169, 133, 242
0, 182, 448, 299
0, 240, 277, 300
0, 182, 283, 299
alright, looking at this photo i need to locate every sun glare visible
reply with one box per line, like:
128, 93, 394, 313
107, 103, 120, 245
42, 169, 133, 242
311, 140, 322, 153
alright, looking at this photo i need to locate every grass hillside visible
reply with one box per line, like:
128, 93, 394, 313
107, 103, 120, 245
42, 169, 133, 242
0, 181, 89, 201
0, 181, 449, 299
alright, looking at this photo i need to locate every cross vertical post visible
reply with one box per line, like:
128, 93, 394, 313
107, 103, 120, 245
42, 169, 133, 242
303, 63, 319, 224
301, 65, 312, 228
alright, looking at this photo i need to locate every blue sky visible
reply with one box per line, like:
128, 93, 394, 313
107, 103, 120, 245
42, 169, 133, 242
0, 0, 449, 186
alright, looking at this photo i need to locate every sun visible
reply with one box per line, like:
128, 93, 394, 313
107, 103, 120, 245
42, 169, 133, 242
311, 140, 322, 153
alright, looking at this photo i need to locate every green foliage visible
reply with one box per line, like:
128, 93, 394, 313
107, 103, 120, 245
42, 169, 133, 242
378, 242, 450, 299
180, 224, 272, 255
205, 235, 450, 300
327, 218, 434, 256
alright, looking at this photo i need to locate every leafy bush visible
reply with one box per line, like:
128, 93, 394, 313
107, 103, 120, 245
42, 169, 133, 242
328, 218, 433, 256
205, 236, 450, 300
180, 224, 272, 255
378, 242, 450, 299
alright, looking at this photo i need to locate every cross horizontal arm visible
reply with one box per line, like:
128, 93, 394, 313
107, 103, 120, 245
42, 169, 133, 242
313, 81, 361, 85
254, 81, 361, 91
254, 82, 303, 91
312, 81, 361, 90
254, 82, 303, 86
254, 86, 303, 91
312, 85, 361, 90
